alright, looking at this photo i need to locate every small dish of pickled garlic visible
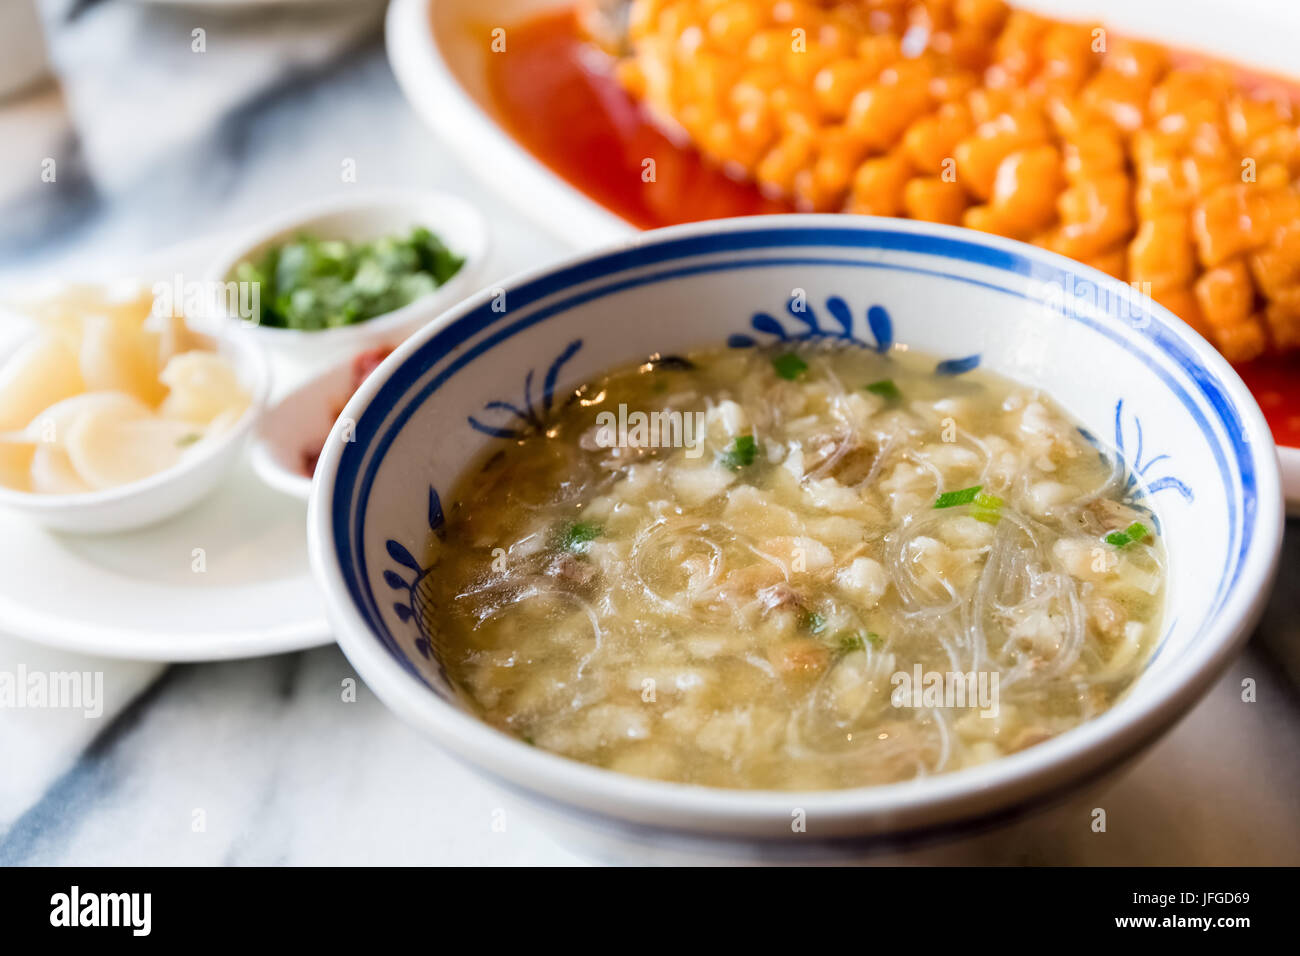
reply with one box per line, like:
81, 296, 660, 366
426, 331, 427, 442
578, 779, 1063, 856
0, 282, 268, 533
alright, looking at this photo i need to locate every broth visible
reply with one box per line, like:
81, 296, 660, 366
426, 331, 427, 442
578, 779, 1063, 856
424, 344, 1165, 790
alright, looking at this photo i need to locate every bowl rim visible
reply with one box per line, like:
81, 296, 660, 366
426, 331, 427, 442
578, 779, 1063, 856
200, 187, 490, 345
308, 214, 1283, 836
0, 329, 269, 513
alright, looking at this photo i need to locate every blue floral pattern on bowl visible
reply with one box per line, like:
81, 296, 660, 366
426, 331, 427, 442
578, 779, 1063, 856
383, 486, 447, 684
1080, 399, 1193, 530
468, 339, 583, 439
727, 295, 981, 376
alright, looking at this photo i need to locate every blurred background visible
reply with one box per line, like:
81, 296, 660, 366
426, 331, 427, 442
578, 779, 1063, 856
0, 0, 561, 285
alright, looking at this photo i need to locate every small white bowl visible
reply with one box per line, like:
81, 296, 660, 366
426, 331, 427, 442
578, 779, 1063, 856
203, 190, 489, 367
250, 351, 375, 501
0, 330, 269, 534
309, 215, 1283, 860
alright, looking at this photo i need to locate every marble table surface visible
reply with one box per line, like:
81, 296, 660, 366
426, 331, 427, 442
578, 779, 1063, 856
0, 21, 1297, 867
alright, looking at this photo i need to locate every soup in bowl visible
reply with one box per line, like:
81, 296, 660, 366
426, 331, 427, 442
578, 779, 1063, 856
308, 216, 1280, 853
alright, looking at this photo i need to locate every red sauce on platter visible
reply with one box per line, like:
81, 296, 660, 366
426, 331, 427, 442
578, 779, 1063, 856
483, 11, 791, 228
1234, 357, 1300, 448
482, 9, 1300, 447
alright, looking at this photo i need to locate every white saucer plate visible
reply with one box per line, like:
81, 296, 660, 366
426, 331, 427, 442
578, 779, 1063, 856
0, 458, 326, 660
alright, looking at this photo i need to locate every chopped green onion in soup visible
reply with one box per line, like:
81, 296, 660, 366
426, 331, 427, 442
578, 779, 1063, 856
864, 378, 902, 401
771, 353, 808, 380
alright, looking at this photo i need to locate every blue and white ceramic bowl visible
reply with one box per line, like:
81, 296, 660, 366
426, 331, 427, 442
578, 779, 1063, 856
308, 216, 1282, 860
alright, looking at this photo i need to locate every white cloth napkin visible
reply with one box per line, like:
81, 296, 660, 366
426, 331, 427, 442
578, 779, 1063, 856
34, 0, 386, 195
